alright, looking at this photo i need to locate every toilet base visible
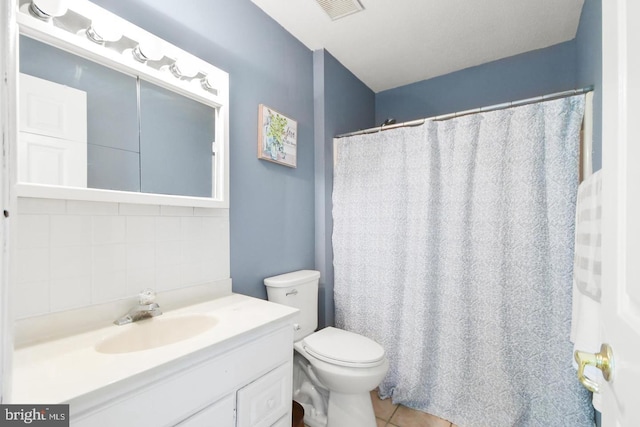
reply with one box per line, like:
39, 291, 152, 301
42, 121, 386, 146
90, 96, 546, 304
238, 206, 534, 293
327, 391, 376, 427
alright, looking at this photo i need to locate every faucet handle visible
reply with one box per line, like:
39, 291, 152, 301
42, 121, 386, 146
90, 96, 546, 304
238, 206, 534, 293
138, 288, 156, 305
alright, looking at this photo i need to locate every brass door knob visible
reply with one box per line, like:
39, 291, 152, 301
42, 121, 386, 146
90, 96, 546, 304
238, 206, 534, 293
574, 343, 614, 393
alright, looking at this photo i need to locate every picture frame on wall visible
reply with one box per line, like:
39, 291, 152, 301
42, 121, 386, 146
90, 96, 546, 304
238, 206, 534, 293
257, 104, 297, 168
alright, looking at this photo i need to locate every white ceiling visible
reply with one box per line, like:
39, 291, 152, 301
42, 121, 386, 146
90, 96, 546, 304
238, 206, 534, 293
251, 0, 585, 93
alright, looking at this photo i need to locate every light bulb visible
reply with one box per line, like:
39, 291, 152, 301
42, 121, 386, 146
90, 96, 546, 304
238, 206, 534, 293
132, 39, 163, 63
29, 0, 68, 20
86, 17, 123, 44
200, 75, 216, 92
169, 59, 199, 79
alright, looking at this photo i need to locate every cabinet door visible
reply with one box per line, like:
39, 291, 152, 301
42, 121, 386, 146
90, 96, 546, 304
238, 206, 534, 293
270, 415, 291, 427
236, 363, 292, 427
176, 394, 235, 427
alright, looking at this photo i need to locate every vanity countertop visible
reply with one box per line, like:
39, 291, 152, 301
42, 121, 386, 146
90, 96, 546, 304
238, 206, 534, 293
10, 294, 298, 404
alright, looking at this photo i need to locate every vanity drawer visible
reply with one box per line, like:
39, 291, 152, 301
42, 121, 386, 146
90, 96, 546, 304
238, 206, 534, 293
176, 394, 235, 427
236, 362, 292, 427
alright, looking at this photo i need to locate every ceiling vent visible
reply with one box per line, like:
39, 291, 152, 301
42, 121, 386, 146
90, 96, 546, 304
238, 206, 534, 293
315, 0, 364, 21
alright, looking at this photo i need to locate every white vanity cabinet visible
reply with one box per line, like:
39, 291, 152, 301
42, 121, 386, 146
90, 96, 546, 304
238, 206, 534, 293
177, 394, 235, 427
179, 362, 292, 427
69, 322, 293, 427
236, 363, 291, 427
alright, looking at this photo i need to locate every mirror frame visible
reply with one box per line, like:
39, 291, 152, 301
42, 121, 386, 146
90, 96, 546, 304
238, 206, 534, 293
14, 0, 229, 208
0, 0, 17, 404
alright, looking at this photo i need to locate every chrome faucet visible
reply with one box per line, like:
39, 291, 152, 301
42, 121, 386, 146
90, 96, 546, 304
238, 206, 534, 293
114, 289, 163, 325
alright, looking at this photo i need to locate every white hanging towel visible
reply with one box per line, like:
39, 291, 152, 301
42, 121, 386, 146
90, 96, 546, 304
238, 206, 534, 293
570, 168, 603, 411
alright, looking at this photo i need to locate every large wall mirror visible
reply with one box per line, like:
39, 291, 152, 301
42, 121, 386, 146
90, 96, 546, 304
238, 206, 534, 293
15, 0, 229, 207
20, 36, 215, 198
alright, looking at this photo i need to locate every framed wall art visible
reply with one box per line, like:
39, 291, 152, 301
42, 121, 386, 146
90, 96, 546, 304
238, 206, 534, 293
258, 104, 297, 168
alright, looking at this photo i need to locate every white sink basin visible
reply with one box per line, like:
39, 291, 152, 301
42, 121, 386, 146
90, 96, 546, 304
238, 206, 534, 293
95, 314, 218, 354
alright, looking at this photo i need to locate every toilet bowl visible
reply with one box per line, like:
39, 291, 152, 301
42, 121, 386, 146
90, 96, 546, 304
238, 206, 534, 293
265, 270, 389, 427
296, 327, 389, 393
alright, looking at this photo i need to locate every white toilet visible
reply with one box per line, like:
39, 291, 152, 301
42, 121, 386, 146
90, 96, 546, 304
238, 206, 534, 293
264, 270, 389, 427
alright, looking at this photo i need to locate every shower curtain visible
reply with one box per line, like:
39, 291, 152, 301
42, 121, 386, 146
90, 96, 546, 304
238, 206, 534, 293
332, 96, 594, 426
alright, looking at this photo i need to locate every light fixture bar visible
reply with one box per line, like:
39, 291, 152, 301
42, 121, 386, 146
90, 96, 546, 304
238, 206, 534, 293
18, 0, 226, 104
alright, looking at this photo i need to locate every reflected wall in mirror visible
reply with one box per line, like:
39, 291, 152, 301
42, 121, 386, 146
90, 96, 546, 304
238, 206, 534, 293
140, 81, 214, 197
19, 35, 215, 198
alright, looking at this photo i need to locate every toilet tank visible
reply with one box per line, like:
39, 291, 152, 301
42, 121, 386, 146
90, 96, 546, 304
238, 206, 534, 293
264, 270, 320, 341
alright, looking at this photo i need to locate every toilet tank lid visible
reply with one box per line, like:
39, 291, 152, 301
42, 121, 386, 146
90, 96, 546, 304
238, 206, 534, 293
264, 270, 320, 288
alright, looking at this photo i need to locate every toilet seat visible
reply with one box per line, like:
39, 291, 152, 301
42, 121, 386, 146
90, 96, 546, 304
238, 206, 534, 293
302, 327, 385, 368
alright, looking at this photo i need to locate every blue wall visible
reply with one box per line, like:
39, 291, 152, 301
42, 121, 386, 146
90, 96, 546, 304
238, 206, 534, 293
313, 50, 375, 327
375, 0, 601, 170
375, 40, 577, 124
91, 0, 316, 298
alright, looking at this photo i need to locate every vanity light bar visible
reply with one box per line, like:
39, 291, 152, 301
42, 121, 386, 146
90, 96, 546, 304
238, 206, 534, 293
19, 0, 224, 101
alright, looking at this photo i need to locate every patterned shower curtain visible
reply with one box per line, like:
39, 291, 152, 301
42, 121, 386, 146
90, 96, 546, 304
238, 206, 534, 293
332, 96, 594, 426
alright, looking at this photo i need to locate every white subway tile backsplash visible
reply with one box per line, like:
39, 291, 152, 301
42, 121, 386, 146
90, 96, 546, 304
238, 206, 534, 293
126, 216, 156, 243
14, 198, 230, 319
155, 264, 181, 292
13, 280, 49, 319
17, 215, 49, 249
156, 216, 181, 242
126, 242, 155, 271
181, 240, 205, 265
202, 239, 223, 262
203, 262, 230, 283
50, 246, 92, 280
50, 216, 92, 247
119, 203, 161, 216
181, 216, 203, 241
67, 200, 119, 216
160, 205, 193, 216
201, 216, 223, 237
180, 262, 204, 287
16, 247, 49, 283
17, 198, 66, 215
156, 241, 181, 266
93, 216, 126, 245
203, 241, 231, 281
92, 270, 127, 303
126, 268, 156, 294
193, 207, 229, 217
50, 276, 92, 311
93, 244, 126, 274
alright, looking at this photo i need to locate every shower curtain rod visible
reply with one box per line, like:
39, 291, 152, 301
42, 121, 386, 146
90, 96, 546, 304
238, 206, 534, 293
335, 85, 594, 138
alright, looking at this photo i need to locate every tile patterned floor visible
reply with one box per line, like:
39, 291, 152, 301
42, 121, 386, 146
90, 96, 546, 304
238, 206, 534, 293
370, 390, 457, 427
303, 390, 460, 427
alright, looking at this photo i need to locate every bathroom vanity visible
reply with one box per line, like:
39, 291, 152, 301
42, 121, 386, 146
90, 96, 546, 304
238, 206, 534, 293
4, 3, 298, 426
11, 294, 298, 426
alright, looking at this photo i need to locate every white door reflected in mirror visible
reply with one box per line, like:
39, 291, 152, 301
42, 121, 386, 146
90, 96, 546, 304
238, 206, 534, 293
19, 73, 87, 187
